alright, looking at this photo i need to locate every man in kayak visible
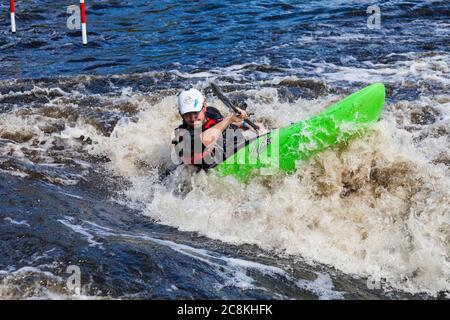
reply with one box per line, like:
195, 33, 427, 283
172, 88, 258, 171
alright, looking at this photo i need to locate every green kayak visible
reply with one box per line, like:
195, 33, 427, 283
212, 83, 385, 181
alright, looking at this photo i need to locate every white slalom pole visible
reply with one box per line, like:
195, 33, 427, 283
10, 0, 16, 33
80, 0, 87, 45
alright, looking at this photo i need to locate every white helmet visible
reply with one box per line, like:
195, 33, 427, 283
178, 88, 205, 115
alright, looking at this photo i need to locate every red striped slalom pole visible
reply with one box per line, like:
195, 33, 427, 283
80, 0, 87, 45
9, 0, 16, 33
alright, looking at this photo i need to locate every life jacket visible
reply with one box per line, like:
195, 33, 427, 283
172, 107, 242, 170
202, 117, 219, 130
172, 107, 245, 170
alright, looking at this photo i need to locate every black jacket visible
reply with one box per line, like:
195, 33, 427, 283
172, 107, 245, 171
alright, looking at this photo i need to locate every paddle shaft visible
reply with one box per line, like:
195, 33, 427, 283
210, 83, 259, 132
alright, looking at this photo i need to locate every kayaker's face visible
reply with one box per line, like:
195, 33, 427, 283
182, 103, 206, 128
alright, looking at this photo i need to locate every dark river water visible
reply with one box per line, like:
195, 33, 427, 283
0, 0, 449, 299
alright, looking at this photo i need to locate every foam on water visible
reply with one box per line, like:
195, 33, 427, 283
0, 265, 103, 300
4, 217, 31, 227
58, 218, 104, 249
0, 53, 447, 297
0, 0, 448, 300
287, 52, 450, 87
71, 221, 345, 299
84, 81, 449, 296
0, 44, 448, 299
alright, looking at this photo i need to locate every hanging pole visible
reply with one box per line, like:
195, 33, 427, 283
80, 0, 87, 45
10, 0, 16, 33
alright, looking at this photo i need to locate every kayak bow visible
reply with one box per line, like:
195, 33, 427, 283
212, 83, 385, 181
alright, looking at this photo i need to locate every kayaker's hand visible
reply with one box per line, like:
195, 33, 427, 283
235, 107, 248, 119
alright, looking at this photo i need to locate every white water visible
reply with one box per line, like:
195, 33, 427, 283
83, 81, 449, 296
1, 55, 448, 297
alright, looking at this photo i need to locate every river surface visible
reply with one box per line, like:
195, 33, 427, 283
0, 0, 449, 299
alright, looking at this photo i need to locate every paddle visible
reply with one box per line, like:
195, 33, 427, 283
210, 83, 260, 133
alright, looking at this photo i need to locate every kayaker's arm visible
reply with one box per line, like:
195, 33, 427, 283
232, 120, 247, 130
201, 114, 242, 148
